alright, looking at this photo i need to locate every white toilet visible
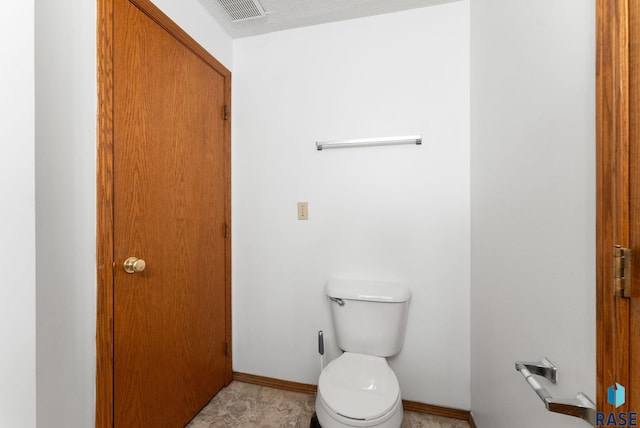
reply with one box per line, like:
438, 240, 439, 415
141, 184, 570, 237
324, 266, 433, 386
315, 279, 411, 428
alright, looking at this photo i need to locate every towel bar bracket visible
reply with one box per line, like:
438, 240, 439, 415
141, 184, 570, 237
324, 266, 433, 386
515, 358, 557, 383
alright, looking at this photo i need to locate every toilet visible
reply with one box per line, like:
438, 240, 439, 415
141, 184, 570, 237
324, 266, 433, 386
315, 279, 411, 428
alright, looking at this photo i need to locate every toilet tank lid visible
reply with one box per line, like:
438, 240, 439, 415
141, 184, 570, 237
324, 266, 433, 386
326, 279, 411, 303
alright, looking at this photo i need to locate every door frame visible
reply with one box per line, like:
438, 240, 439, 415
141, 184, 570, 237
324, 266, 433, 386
96, 1, 232, 426
596, 0, 638, 413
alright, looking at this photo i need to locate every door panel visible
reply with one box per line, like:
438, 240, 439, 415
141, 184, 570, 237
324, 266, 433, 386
630, 0, 640, 410
597, 0, 639, 414
112, 0, 229, 425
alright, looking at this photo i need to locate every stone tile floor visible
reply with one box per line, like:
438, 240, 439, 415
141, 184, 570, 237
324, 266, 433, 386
186, 381, 470, 428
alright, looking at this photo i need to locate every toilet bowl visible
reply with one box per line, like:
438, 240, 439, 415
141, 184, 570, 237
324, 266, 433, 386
315, 352, 403, 428
315, 279, 411, 428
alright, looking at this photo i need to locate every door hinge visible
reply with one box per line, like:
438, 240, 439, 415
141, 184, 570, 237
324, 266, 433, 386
223, 105, 228, 121
224, 223, 229, 239
614, 245, 632, 298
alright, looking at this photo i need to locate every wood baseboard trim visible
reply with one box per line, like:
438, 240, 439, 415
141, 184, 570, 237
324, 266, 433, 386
233, 372, 318, 395
402, 399, 471, 422
468, 412, 477, 428
232, 372, 473, 424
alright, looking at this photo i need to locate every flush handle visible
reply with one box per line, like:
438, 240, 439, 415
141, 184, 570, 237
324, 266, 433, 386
329, 297, 344, 306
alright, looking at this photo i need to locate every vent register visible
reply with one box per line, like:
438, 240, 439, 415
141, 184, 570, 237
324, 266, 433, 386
217, 0, 267, 21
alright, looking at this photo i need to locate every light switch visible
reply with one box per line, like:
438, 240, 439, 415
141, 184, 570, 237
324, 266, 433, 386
297, 202, 308, 220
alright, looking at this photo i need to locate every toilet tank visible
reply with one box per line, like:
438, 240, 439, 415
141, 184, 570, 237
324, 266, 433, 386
326, 279, 411, 357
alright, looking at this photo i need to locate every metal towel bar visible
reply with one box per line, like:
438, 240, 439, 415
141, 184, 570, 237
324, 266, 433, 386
515, 358, 596, 426
315, 135, 422, 151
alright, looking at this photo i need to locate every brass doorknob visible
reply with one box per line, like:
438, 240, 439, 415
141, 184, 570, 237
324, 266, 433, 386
124, 257, 146, 274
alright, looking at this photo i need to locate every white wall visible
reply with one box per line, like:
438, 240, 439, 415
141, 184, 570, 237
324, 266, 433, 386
470, 1, 595, 427
0, 2, 36, 427
233, 2, 470, 408
33, 1, 231, 427
35, 1, 97, 426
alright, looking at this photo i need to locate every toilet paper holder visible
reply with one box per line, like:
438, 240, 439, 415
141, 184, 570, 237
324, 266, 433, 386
515, 358, 596, 426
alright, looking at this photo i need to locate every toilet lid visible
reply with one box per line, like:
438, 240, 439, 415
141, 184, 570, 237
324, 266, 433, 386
318, 352, 400, 421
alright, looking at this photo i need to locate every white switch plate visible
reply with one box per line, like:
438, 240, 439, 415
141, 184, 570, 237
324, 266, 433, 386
297, 202, 308, 220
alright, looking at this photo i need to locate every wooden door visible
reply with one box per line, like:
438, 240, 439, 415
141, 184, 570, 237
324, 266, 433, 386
97, 0, 231, 426
632, 0, 640, 410
597, 0, 639, 414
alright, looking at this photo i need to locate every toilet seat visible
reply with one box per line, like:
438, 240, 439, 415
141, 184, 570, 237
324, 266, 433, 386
318, 352, 400, 421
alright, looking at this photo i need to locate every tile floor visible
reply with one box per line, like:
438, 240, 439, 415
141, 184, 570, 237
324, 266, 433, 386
186, 381, 470, 428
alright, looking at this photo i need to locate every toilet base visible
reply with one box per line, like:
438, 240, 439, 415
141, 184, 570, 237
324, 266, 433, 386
315, 392, 403, 428
310, 412, 322, 428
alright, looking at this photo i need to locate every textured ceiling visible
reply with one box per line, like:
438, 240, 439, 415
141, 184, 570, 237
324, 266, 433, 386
197, 0, 461, 38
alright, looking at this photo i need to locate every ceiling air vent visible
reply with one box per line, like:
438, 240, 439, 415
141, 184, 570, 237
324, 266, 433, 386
218, 0, 267, 22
